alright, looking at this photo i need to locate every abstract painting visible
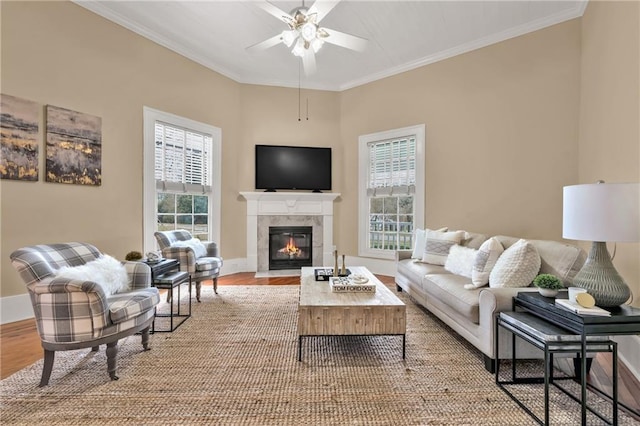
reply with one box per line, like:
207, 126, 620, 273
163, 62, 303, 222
46, 105, 102, 185
0, 94, 40, 181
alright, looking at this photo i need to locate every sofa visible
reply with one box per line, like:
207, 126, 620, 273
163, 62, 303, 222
395, 230, 586, 372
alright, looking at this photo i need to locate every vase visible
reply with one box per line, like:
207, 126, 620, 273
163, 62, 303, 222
538, 288, 558, 297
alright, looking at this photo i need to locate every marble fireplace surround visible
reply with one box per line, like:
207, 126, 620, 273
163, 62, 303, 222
240, 192, 340, 272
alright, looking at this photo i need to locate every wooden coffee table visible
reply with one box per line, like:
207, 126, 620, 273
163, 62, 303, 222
298, 266, 406, 361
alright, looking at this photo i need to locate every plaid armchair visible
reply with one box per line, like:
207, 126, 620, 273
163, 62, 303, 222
10, 242, 160, 386
154, 230, 223, 302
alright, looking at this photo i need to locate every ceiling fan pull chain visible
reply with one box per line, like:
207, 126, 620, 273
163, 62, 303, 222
298, 61, 301, 122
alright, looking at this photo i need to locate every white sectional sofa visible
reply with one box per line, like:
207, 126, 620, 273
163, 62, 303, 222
395, 231, 586, 372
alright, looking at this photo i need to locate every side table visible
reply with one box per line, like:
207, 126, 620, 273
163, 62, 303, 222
514, 291, 640, 425
145, 259, 192, 332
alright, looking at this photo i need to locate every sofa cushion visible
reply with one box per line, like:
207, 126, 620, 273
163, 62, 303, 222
469, 237, 504, 289
195, 257, 223, 272
398, 259, 447, 285
444, 245, 476, 278
461, 232, 489, 250
422, 230, 465, 265
108, 287, 160, 324
422, 274, 481, 324
490, 239, 541, 288
495, 236, 586, 286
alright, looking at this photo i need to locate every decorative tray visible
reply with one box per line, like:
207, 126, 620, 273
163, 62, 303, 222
314, 268, 351, 281
329, 276, 376, 293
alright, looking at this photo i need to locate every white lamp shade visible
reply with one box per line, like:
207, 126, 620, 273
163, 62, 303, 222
563, 182, 640, 242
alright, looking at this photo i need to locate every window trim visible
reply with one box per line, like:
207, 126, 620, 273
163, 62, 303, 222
143, 107, 221, 253
358, 124, 425, 260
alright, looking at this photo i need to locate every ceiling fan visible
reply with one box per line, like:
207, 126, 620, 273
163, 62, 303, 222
247, 0, 367, 75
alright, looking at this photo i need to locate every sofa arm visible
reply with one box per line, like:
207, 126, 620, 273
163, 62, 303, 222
396, 250, 413, 262
477, 286, 539, 357
161, 246, 197, 273
124, 261, 152, 289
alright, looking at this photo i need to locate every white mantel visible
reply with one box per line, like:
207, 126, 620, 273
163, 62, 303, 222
240, 192, 340, 271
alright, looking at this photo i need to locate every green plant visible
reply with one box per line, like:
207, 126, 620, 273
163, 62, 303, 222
533, 274, 563, 290
125, 250, 143, 261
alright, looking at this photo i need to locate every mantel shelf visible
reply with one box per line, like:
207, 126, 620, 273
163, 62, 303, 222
239, 191, 341, 202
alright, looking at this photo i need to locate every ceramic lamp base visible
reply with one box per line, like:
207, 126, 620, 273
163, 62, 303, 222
573, 241, 631, 307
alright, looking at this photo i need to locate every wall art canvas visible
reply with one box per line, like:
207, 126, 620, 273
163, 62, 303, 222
0, 94, 40, 181
46, 105, 102, 185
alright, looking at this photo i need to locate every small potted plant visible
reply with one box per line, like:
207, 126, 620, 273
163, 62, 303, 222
125, 251, 143, 261
533, 273, 563, 297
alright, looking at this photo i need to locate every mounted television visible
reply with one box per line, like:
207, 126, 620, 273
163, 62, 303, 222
255, 144, 331, 192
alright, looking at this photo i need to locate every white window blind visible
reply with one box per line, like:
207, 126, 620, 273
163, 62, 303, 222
155, 121, 212, 193
367, 137, 416, 196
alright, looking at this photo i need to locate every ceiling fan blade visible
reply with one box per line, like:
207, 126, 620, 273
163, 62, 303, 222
308, 0, 341, 23
322, 28, 367, 52
302, 51, 317, 76
246, 34, 283, 53
256, 1, 294, 25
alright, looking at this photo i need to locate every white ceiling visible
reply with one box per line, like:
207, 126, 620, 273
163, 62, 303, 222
74, 0, 588, 92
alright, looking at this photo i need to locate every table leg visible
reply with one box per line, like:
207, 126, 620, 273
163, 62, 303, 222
581, 332, 587, 425
298, 336, 303, 362
402, 334, 406, 359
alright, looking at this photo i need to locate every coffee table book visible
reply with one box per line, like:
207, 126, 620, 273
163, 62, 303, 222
555, 299, 611, 317
329, 276, 376, 293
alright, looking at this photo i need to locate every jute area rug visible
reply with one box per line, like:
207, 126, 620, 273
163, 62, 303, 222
1, 285, 633, 425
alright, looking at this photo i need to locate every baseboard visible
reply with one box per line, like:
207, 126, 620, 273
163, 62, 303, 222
218, 256, 396, 277
0, 293, 33, 324
219, 258, 247, 276
613, 335, 640, 382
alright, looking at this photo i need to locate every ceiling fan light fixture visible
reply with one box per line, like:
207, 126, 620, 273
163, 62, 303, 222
311, 37, 324, 53
281, 30, 296, 47
292, 38, 305, 57
300, 22, 317, 42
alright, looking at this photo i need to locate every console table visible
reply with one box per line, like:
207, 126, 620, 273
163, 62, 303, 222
146, 259, 192, 332
514, 291, 640, 425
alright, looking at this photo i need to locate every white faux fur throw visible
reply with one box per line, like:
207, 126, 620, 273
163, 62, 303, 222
55, 255, 130, 296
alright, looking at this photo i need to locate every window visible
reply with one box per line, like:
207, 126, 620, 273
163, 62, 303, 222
358, 125, 425, 260
143, 108, 221, 252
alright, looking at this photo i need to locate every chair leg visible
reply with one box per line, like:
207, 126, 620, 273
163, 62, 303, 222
196, 282, 201, 302
141, 326, 151, 351
39, 349, 55, 387
106, 341, 119, 381
213, 277, 218, 294
91, 346, 99, 352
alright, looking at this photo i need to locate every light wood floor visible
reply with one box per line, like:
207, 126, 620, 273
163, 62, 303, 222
1, 273, 638, 420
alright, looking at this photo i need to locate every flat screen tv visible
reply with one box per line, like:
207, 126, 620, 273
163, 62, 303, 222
255, 144, 331, 191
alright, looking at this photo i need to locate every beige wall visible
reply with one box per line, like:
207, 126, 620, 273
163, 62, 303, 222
579, 0, 640, 306
0, 1, 243, 297
1, 1, 638, 311
337, 20, 582, 253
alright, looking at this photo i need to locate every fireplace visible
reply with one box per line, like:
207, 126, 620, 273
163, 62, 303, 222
269, 226, 312, 270
240, 191, 340, 273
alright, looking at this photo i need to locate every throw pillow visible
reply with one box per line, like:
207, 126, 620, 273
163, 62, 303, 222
422, 229, 465, 265
411, 229, 426, 259
468, 237, 504, 289
444, 245, 476, 278
411, 227, 448, 260
55, 255, 129, 296
489, 239, 541, 288
173, 238, 207, 258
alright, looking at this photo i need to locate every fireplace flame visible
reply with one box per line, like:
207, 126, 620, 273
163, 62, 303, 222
279, 237, 301, 257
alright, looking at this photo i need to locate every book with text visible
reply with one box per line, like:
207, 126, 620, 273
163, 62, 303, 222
555, 299, 611, 317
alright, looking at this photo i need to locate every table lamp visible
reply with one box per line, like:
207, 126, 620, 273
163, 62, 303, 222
563, 181, 640, 307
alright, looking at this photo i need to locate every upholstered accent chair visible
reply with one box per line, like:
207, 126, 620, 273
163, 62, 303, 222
154, 230, 223, 302
10, 243, 160, 386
